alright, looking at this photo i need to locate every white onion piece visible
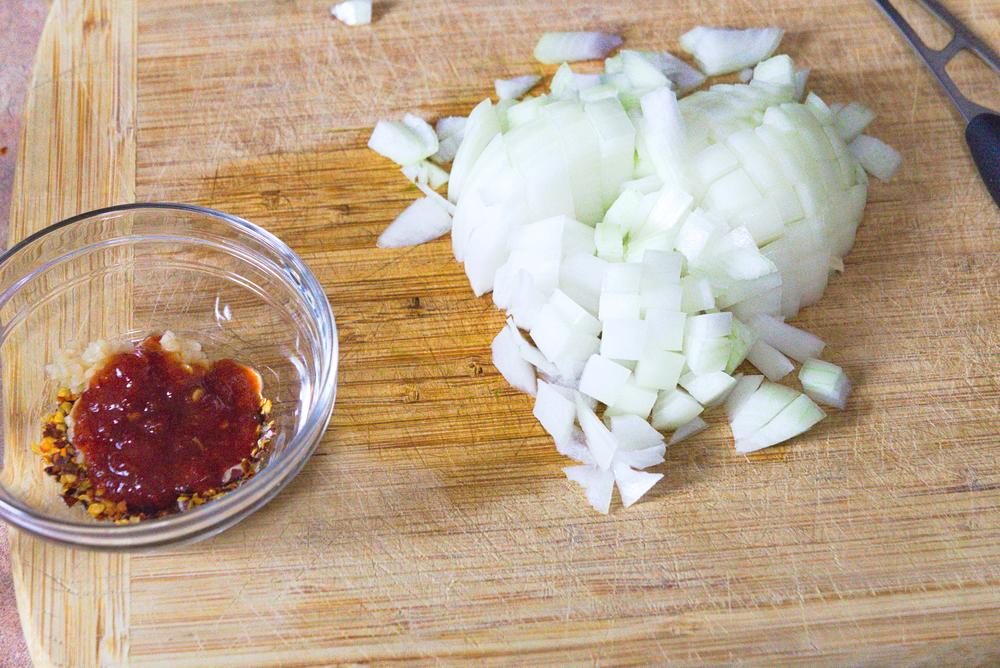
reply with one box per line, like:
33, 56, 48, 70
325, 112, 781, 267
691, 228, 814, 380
504, 319, 558, 376
376, 197, 452, 248
729, 381, 799, 439
432, 116, 467, 163
413, 181, 457, 215
747, 313, 825, 362
679, 371, 737, 407
609, 415, 665, 450
331, 0, 371, 26
644, 308, 686, 351
402, 161, 450, 189
533, 380, 576, 442
724, 374, 764, 419
563, 465, 615, 513
575, 392, 619, 469
686, 312, 733, 340
534, 31, 624, 64
679, 26, 784, 75
735, 394, 824, 453
550, 289, 601, 334
621, 50, 670, 90
600, 318, 648, 361
738, 67, 753, 83
555, 427, 596, 465
448, 99, 501, 203
599, 292, 641, 320
651, 388, 703, 430
752, 55, 795, 98
605, 381, 658, 419
794, 68, 810, 101
579, 354, 632, 405
602, 263, 642, 293
368, 120, 434, 166
585, 97, 638, 208
726, 317, 758, 373
746, 339, 795, 381
560, 254, 608, 314
668, 416, 708, 445
615, 445, 666, 470
634, 349, 685, 390
402, 114, 439, 155
491, 326, 538, 395
495, 74, 542, 100
849, 135, 901, 181
835, 102, 876, 142
613, 462, 663, 508
640, 87, 688, 185
798, 358, 851, 409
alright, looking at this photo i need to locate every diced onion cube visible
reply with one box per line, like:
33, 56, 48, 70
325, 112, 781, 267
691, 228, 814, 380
578, 355, 632, 405
651, 388, 703, 430
600, 318, 649, 360
533, 380, 576, 443
798, 358, 851, 409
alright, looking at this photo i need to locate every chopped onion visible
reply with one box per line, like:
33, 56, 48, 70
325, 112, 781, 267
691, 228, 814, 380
794, 68, 810, 101
651, 388, 703, 430
367, 24, 900, 513
534, 31, 624, 64
534, 380, 576, 442
835, 102, 875, 142
600, 318, 648, 360
492, 326, 538, 396
579, 354, 632, 405
564, 465, 615, 513
609, 414, 666, 450
615, 445, 666, 470
402, 114, 439, 155
448, 99, 500, 203
496, 74, 542, 100
724, 374, 764, 419
798, 358, 851, 409
620, 50, 706, 93
679, 371, 737, 407
747, 313, 825, 362
613, 462, 663, 507
849, 135, 901, 181
605, 381, 658, 419
402, 160, 450, 189
668, 416, 708, 445
376, 197, 452, 248
575, 392, 618, 469
369, 120, 434, 166
745, 339, 795, 381
735, 393, 824, 453
679, 26, 784, 76
331, 0, 371, 26
729, 380, 799, 439
432, 116, 467, 163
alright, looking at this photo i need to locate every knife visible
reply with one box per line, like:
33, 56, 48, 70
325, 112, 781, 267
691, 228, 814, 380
872, 0, 1000, 207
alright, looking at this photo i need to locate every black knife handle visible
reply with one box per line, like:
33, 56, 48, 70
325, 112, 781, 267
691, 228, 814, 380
965, 113, 1000, 208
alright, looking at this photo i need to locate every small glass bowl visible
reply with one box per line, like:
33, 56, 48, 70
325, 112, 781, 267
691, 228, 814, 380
0, 203, 337, 550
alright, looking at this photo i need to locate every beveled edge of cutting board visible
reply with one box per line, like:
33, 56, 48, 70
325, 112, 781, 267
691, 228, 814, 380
8, 1, 136, 666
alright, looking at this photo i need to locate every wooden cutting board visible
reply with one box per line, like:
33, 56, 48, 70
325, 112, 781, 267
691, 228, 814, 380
9, 0, 1000, 665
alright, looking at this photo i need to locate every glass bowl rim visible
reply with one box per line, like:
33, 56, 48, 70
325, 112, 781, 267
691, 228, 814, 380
0, 202, 338, 549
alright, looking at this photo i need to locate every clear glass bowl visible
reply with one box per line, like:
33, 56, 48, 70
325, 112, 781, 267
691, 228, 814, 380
0, 203, 337, 549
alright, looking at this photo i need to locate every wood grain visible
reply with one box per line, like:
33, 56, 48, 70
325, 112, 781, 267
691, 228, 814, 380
7, 1, 135, 667
12, 0, 1000, 665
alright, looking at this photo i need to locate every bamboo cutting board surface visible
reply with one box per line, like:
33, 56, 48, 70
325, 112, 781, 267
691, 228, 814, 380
9, 0, 1000, 665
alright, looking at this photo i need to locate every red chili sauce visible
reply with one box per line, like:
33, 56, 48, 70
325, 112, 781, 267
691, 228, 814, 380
71, 336, 263, 515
